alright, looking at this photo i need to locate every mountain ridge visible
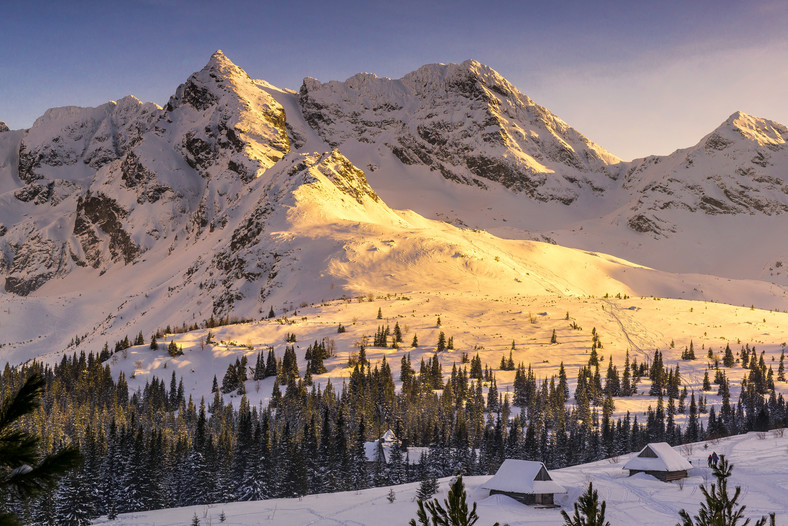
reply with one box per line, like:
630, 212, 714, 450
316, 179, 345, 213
2, 51, 788, 363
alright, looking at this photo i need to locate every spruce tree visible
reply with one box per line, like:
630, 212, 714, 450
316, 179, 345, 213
55, 470, 95, 525
561, 482, 610, 526
417, 475, 439, 500
437, 332, 447, 352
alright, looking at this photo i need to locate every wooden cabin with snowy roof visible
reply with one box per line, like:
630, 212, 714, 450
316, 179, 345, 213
623, 442, 692, 481
481, 459, 566, 506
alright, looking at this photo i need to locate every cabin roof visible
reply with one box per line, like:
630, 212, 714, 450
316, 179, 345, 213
481, 459, 566, 494
623, 442, 693, 472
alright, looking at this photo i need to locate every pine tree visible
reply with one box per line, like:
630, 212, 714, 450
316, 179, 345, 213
437, 332, 447, 352
377, 307, 383, 319
394, 322, 403, 343
412, 334, 419, 347
723, 344, 735, 368
55, 470, 95, 525
417, 475, 439, 500
551, 329, 558, 344
561, 482, 610, 526
167, 340, 182, 357
0, 374, 82, 526
678, 455, 774, 526
409, 475, 495, 526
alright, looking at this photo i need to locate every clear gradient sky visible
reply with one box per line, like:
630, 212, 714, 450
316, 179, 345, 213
1, 0, 787, 161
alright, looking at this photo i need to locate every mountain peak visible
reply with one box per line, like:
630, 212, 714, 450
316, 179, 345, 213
200, 49, 249, 81
402, 59, 519, 100
715, 111, 787, 148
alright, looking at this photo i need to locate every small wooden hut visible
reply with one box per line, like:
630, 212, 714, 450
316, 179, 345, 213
623, 442, 692, 481
482, 459, 566, 506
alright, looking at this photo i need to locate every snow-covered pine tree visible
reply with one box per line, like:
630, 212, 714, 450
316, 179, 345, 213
56, 469, 95, 525
417, 474, 439, 500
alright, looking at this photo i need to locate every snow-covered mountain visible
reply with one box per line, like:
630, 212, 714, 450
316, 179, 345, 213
2, 51, 788, 363
299, 59, 620, 203
620, 111, 788, 236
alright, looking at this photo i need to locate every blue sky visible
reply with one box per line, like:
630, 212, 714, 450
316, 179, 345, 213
2, 0, 787, 160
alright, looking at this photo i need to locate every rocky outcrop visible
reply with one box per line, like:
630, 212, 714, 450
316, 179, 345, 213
4, 232, 69, 295
73, 192, 138, 268
0, 121, 8, 133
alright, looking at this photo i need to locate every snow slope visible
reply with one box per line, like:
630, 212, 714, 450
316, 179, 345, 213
2, 51, 788, 367
93, 431, 787, 525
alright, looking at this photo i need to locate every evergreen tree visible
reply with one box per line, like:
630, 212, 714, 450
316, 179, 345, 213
678, 456, 773, 526
561, 482, 610, 526
167, 340, 182, 357
417, 475, 439, 501
55, 470, 95, 526
394, 322, 403, 343
437, 332, 447, 352
0, 374, 82, 526
409, 475, 495, 526
723, 344, 736, 368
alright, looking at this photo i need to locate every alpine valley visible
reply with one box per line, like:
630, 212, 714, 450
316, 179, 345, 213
3, 50, 788, 525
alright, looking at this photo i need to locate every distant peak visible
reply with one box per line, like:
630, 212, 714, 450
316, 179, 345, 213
0, 121, 8, 133
718, 111, 787, 147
